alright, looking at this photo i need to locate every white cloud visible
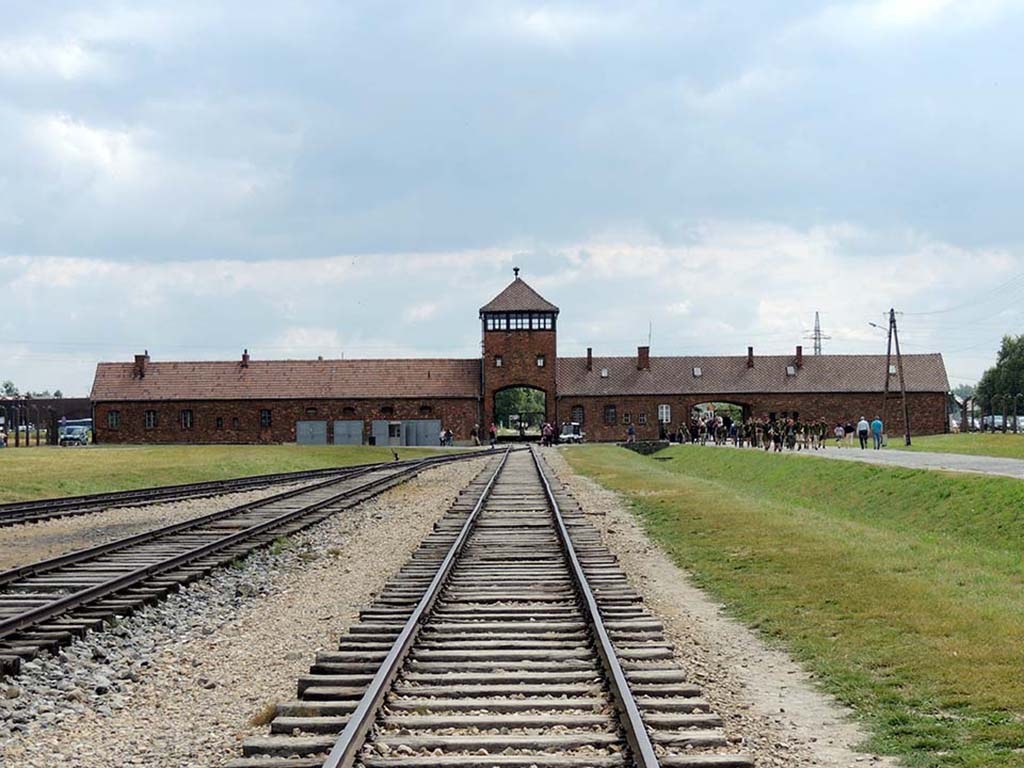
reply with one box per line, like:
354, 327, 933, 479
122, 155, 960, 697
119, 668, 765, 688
404, 302, 439, 322
793, 0, 1017, 42
0, 39, 108, 80
31, 114, 143, 179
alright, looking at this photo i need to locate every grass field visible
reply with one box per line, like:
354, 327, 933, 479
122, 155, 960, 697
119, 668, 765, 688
565, 444, 1024, 768
894, 432, 1024, 460
0, 444, 459, 503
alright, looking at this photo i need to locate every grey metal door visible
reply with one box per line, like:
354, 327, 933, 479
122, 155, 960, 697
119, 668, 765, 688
333, 420, 363, 445
402, 419, 441, 446
371, 420, 390, 446
296, 420, 327, 445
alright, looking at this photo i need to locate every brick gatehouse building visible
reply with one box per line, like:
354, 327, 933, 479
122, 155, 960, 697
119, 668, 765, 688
91, 273, 950, 444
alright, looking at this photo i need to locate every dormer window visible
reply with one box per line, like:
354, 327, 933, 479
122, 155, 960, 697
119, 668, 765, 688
692, 367, 702, 377
786, 365, 797, 376
600, 368, 609, 378
888, 364, 897, 375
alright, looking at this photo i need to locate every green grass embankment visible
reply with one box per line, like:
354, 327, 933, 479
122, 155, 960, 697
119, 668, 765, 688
0, 444, 457, 503
565, 444, 1024, 768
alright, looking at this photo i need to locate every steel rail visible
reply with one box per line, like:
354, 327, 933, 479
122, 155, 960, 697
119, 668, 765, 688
0, 452, 480, 587
530, 445, 661, 768
319, 447, 512, 768
0, 451, 483, 642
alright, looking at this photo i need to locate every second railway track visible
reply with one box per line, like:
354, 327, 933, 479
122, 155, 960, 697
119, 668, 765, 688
232, 448, 752, 768
0, 462, 411, 528
0, 451, 487, 677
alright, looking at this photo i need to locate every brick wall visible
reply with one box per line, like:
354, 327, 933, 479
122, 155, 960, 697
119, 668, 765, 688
481, 327, 558, 428
93, 397, 480, 445
556, 391, 948, 442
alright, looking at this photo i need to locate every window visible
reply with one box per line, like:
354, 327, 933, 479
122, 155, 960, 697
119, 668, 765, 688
260, 409, 272, 428
658, 404, 672, 424
623, 413, 631, 425
888, 364, 897, 375
692, 367, 702, 377
536, 354, 546, 368
380, 405, 394, 415
485, 313, 509, 331
638, 413, 647, 425
144, 410, 157, 429
495, 355, 503, 367
305, 407, 318, 416
107, 410, 121, 429
604, 405, 617, 425
388, 422, 401, 438
215, 416, 223, 430
232, 416, 240, 429
180, 409, 194, 430
786, 365, 797, 376
600, 368, 609, 378
510, 312, 529, 330
419, 404, 433, 415
571, 405, 584, 424
529, 313, 553, 330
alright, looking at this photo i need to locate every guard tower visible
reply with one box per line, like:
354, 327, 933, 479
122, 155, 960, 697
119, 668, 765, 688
479, 268, 559, 436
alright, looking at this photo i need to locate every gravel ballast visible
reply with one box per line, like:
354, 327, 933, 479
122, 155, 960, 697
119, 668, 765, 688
0, 482, 316, 572
545, 447, 898, 768
0, 457, 488, 768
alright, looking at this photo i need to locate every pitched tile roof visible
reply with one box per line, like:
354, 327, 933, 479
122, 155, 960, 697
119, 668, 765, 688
91, 358, 482, 402
479, 278, 559, 314
556, 353, 949, 396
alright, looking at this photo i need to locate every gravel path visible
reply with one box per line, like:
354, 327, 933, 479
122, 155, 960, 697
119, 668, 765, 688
0, 482, 316, 572
0, 457, 488, 768
807, 445, 1024, 479
544, 447, 898, 768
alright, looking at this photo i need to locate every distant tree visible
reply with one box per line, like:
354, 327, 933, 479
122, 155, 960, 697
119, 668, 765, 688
975, 335, 1024, 410
952, 383, 976, 399
1, 381, 17, 397
53, 390, 63, 399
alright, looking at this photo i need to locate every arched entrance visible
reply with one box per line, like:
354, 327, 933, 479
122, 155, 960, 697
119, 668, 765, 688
690, 401, 752, 429
494, 386, 547, 441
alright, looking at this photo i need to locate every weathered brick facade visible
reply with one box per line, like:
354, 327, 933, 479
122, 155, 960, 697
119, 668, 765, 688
93, 398, 479, 445
481, 328, 558, 429
556, 391, 949, 442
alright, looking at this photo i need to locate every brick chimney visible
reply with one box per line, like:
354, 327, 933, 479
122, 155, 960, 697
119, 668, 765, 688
133, 350, 149, 379
795, 345, 803, 368
637, 346, 650, 371
747, 346, 754, 368
241, 349, 250, 368
586, 347, 593, 371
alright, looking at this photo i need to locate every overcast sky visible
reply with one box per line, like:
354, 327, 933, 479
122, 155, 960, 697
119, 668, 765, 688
2, 0, 1023, 395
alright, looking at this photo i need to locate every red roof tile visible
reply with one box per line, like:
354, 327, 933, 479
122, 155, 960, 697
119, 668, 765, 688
557, 354, 949, 396
91, 358, 481, 402
479, 278, 559, 314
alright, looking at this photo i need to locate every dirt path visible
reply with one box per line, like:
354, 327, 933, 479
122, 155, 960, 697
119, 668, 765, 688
545, 447, 899, 768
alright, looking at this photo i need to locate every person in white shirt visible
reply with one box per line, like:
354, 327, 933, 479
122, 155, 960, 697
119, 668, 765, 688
856, 417, 870, 449
834, 423, 845, 448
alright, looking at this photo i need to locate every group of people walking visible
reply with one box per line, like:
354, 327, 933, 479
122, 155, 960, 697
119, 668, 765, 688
670, 413, 887, 451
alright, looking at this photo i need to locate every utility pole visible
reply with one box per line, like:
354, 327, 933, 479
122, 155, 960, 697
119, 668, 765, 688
805, 311, 830, 355
881, 308, 912, 446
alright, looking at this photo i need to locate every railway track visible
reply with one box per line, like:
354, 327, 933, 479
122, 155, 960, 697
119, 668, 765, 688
232, 448, 752, 768
0, 463, 405, 528
0, 451, 488, 677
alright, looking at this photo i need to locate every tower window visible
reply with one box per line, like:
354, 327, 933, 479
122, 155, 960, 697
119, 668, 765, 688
536, 354, 545, 368
495, 355, 503, 367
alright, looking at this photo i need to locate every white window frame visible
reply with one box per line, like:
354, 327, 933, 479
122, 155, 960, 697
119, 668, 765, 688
692, 367, 702, 377
658, 404, 671, 424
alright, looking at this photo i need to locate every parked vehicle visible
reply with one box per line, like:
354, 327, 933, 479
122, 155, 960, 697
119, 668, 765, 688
59, 426, 91, 446
559, 422, 585, 443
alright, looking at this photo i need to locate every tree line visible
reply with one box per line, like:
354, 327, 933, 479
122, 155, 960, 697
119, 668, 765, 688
2, 381, 64, 399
